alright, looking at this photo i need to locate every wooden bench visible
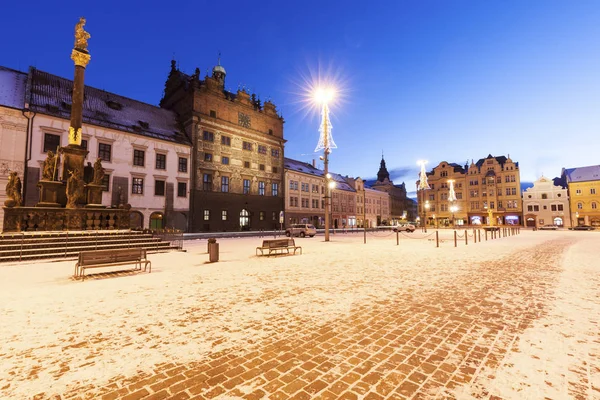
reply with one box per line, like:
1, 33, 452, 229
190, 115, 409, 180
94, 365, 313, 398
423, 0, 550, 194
74, 248, 151, 280
256, 238, 302, 256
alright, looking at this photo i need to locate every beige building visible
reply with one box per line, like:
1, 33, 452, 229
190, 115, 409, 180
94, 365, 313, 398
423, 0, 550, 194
347, 177, 391, 228
417, 161, 468, 227
0, 67, 29, 228
283, 157, 325, 227
522, 176, 570, 228
562, 165, 600, 227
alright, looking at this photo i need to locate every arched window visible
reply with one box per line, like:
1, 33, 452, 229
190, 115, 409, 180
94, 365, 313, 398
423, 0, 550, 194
577, 202, 583, 209
592, 202, 598, 210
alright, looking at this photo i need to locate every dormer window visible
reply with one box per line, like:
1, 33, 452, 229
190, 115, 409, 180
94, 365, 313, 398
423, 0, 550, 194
106, 100, 123, 110
138, 121, 149, 129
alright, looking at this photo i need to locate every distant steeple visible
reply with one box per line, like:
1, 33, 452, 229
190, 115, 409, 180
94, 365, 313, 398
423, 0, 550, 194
377, 154, 390, 183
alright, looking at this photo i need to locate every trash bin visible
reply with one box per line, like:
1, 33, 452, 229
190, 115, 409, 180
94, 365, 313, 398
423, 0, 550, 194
208, 238, 219, 262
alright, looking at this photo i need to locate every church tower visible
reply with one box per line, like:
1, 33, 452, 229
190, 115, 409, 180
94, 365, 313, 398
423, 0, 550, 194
376, 155, 391, 184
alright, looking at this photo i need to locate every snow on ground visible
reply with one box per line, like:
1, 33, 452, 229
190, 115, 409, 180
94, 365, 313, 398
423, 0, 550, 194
0, 229, 598, 399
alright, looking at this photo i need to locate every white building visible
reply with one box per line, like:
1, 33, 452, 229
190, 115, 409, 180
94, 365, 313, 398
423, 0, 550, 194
21, 67, 192, 230
522, 175, 570, 228
0, 66, 28, 228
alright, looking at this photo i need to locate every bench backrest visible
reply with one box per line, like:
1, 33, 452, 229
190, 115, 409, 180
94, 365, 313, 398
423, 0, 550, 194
261, 239, 294, 248
79, 248, 146, 266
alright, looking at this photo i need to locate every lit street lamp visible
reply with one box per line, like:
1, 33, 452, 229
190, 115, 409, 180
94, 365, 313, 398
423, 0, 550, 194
417, 160, 431, 233
450, 204, 458, 228
314, 87, 337, 242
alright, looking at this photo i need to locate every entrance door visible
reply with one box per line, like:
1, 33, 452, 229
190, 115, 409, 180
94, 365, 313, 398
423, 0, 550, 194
150, 212, 164, 229
526, 217, 536, 227
240, 209, 250, 230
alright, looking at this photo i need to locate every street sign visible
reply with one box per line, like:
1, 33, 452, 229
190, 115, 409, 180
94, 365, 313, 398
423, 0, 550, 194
279, 211, 284, 224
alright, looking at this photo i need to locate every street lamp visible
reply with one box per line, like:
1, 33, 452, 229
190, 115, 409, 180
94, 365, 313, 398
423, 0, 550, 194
417, 160, 431, 233
450, 204, 458, 228
315, 87, 337, 242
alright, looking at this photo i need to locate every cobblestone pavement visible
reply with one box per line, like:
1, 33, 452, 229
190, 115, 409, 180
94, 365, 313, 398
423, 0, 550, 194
4, 233, 600, 399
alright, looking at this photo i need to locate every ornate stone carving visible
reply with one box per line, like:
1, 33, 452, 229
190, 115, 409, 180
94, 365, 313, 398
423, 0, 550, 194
68, 126, 83, 145
42, 150, 59, 181
92, 158, 105, 185
4, 171, 22, 207
74, 17, 90, 52
66, 170, 84, 209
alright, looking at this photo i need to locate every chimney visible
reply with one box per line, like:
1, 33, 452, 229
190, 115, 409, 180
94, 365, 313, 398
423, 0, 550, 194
312, 159, 316, 168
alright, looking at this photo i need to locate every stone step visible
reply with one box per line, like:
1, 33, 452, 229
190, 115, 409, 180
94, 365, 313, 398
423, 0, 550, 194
0, 239, 171, 256
0, 236, 161, 249
0, 243, 181, 263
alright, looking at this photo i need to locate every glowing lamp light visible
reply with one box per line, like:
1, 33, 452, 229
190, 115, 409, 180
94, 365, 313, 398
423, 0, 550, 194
314, 87, 335, 104
328, 181, 336, 190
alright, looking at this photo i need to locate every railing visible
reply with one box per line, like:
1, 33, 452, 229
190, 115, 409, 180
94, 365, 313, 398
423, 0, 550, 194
149, 228, 184, 250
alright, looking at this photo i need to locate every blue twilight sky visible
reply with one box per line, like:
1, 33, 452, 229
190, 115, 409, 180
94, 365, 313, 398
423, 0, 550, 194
1, 0, 599, 195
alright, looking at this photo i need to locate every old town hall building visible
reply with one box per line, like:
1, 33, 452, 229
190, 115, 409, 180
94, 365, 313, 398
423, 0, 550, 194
160, 60, 285, 232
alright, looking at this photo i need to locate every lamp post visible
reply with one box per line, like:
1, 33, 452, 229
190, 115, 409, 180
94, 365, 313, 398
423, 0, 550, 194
314, 87, 337, 242
450, 204, 458, 228
424, 201, 430, 232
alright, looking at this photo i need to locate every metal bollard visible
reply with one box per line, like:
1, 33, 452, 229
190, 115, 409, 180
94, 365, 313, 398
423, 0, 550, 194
454, 230, 457, 247
465, 229, 468, 245
436, 231, 439, 248
396, 230, 399, 246
208, 238, 219, 262
485, 230, 488, 241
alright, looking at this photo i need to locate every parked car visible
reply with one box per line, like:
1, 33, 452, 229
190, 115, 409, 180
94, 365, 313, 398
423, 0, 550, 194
573, 225, 596, 231
393, 223, 416, 233
539, 224, 559, 230
285, 224, 316, 237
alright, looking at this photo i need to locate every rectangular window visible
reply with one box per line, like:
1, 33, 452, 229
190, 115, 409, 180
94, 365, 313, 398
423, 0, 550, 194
132, 177, 143, 194
178, 157, 188, 172
272, 211, 277, 221
272, 166, 278, 173
243, 141, 253, 151
243, 161, 250, 168
430, 184, 435, 190
221, 176, 229, 192
533, 205, 539, 212
456, 192, 462, 199
204, 210, 210, 220
155, 180, 165, 196
81, 139, 88, 151
258, 145, 267, 154
43, 133, 61, 153
511, 188, 517, 195
558, 204, 563, 211
429, 194, 435, 201
271, 149, 280, 158
490, 202, 495, 209
155, 153, 166, 170
259, 164, 265, 171
505, 176, 510, 183
204, 153, 213, 162
203, 131, 214, 141
551, 204, 557, 211
210, 110, 217, 118
222, 156, 230, 165
258, 181, 265, 196
506, 188, 511, 196
592, 188, 597, 195
272, 183, 279, 196
177, 182, 187, 197
576, 189, 581, 195
221, 135, 231, 146
98, 143, 112, 162
498, 200, 503, 208
290, 196, 294, 206
101, 174, 110, 192
203, 174, 212, 191
222, 210, 228, 220
133, 149, 145, 166
243, 179, 250, 194
289, 181, 295, 190
259, 211, 265, 221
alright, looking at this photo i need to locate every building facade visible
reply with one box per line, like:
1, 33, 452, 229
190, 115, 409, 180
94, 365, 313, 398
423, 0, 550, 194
417, 161, 468, 228
0, 67, 28, 229
330, 173, 357, 229
522, 176, 570, 228
160, 61, 285, 232
562, 165, 600, 227
21, 68, 191, 230
465, 155, 522, 226
283, 157, 325, 227
347, 177, 391, 228
370, 156, 413, 224
418, 155, 522, 226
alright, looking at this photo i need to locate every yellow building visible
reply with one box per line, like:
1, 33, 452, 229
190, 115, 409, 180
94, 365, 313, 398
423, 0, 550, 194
562, 165, 600, 227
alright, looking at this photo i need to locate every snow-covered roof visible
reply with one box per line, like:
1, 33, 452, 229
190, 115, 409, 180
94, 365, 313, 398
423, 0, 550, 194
0, 66, 27, 109
283, 157, 356, 192
28, 68, 190, 145
563, 165, 600, 183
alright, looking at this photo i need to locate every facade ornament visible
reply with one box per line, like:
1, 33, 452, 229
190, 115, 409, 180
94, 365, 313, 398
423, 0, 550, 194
74, 17, 90, 51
